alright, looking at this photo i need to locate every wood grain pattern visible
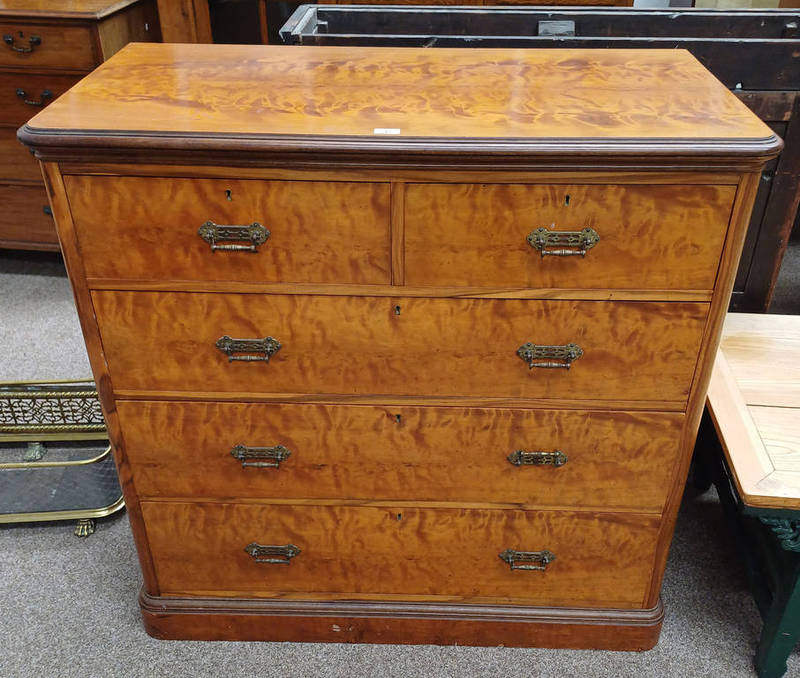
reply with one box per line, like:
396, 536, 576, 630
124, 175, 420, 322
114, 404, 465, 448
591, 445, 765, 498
65, 176, 391, 284
0, 127, 41, 182
405, 183, 735, 290
0, 72, 82, 127
141, 501, 660, 607
140, 591, 663, 649
0, 182, 56, 248
0, 21, 94, 69
96, 0, 156, 60
20, 45, 778, 162
117, 400, 683, 512
91, 292, 708, 403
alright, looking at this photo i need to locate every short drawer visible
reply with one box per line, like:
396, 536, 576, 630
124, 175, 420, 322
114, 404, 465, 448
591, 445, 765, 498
0, 22, 95, 70
404, 183, 735, 290
93, 292, 707, 404
142, 501, 659, 607
65, 176, 391, 285
119, 400, 683, 511
0, 72, 82, 126
0, 183, 57, 249
0, 127, 41, 182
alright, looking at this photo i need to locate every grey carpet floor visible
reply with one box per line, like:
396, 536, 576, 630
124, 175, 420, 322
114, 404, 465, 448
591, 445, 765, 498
1, 246, 799, 678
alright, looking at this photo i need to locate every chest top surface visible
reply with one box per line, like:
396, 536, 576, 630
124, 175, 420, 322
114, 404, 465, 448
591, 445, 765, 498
0, 0, 140, 19
19, 43, 780, 165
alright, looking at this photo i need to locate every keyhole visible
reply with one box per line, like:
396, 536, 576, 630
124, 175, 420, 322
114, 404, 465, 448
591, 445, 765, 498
394, 305, 401, 316
394, 414, 402, 424
564, 194, 570, 206
225, 189, 232, 201
396, 513, 402, 521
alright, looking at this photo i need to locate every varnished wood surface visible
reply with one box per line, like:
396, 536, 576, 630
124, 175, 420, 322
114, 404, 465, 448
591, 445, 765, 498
0, 182, 56, 247
0, 127, 41, 182
142, 501, 659, 607
405, 183, 735, 290
0, 0, 140, 19
0, 21, 94, 69
0, 72, 82, 127
118, 400, 683, 512
66, 176, 391, 284
707, 314, 800, 510
19, 45, 780, 165
155, 0, 210, 43
96, 1, 157, 61
140, 591, 663, 649
92, 292, 708, 403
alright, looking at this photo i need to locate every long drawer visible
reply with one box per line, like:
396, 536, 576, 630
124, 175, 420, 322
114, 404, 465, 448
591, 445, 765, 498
0, 22, 95, 70
0, 183, 57, 249
0, 127, 40, 182
142, 501, 659, 607
93, 292, 707, 403
405, 183, 735, 290
65, 176, 392, 284
118, 400, 683, 511
0, 72, 82, 126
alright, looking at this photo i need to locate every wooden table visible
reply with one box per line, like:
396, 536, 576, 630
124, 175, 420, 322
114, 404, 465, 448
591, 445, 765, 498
699, 313, 800, 678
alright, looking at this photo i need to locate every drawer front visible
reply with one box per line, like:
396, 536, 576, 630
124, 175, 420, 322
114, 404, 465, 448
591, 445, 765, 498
0, 73, 82, 127
0, 127, 41, 182
142, 501, 659, 607
65, 176, 391, 285
94, 292, 707, 403
0, 184, 57, 248
119, 400, 683, 511
405, 183, 735, 290
0, 22, 95, 71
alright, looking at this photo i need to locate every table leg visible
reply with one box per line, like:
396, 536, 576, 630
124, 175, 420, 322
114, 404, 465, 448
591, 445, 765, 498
755, 557, 800, 678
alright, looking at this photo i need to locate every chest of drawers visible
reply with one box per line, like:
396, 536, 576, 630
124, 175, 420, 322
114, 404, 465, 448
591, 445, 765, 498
0, 0, 157, 251
20, 44, 780, 649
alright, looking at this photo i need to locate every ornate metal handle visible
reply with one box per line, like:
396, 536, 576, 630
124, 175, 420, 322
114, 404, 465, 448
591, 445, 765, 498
508, 450, 567, 467
215, 335, 281, 363
230, 444, 291, 468
245, 542, 300, 564
3, 34, 41, 53
198, 221, 269, 252
527, 226, 599, 257
499, 549, 556, 571
517, 342, 583, 370
15, 87, 52, 107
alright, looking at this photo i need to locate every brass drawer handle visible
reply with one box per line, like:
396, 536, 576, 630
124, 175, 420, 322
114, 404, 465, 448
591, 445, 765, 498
230, 444, 291, 468
16, 87, 52, 107
3, 34, 41, 53
517, 342, 583, 370
527, 226, 599, 257
245, 542, 300, 564
508, 450, 567, 467
499, 549, 556, 571
216, 335, 281, 363
198, 221, 269, 252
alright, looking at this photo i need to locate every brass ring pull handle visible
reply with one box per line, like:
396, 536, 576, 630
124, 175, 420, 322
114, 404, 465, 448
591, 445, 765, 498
198, 221, 269, 252
508, 450, 567, 467
230, 444, 291, 468
216, 335, 281, 363
3, 34, 41, 53
517, 342, 583, 370
245, 542, 300, 564
527, 226, 599, 257
499, 549, 556, 571
16, 87, 52, 107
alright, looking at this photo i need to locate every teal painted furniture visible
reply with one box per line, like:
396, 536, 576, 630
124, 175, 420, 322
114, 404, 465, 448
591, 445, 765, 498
696, 313, 800, 678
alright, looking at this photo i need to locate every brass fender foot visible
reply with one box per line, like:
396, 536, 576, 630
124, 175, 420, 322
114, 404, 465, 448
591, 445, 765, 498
74, 518, 96, 538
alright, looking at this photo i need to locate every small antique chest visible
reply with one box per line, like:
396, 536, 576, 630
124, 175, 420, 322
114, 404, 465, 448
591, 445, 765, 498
19, 44, 781, 648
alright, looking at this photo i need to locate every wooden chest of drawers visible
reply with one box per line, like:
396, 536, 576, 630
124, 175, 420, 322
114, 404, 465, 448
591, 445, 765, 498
20, 44, 780, 649
0, 0, 157, 251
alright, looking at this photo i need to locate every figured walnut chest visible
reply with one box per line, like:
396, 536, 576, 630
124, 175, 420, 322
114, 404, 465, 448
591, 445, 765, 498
19, 43, 780, 648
